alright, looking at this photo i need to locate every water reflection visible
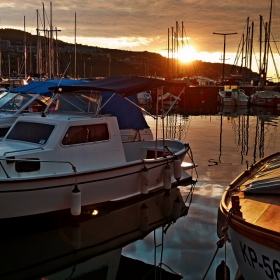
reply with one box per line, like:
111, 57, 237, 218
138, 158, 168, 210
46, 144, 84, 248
0, 187, 192, 280
140, 102, 280, 279
3, 102, 280, 280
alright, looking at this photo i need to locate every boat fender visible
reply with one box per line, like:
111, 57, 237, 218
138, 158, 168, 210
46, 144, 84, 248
173, 157, 182, 181
172, 196, 181, 220
163, 190, 172, 217
216, 260, 230, 280
71, 184, 81, 216
141, 166, 149, 194
163, 163, 171, 189
231, 195, 243, 217
140, 203, 149, 232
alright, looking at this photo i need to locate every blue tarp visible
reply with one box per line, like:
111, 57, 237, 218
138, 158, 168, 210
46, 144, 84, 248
101, 92, 149, 130
10, 79, 87, 96
10, 79, 149, 130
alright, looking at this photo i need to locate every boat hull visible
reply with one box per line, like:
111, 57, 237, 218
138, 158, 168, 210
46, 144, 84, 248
218, 152, 280, 280
0, 147, 192, 219
229, 226, 280, 280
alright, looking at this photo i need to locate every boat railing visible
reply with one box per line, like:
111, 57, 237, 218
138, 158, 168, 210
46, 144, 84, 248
0, 156, 77, 178
3, 147, 44, 156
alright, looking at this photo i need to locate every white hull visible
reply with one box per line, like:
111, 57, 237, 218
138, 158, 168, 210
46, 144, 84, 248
218, 152, 280, 280
229, 228, 280, 280
0, 139, 191, 219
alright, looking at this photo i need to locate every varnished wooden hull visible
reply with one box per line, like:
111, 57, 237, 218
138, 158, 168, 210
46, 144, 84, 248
218, 152, 280, 280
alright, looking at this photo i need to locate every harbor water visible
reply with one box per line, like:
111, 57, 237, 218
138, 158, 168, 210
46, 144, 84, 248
2, 102, 280, 279
122, 103, 280, 280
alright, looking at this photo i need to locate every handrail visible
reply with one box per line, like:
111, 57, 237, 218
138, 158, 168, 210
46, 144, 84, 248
4, 147, 44, 156
0, 157, 77, 179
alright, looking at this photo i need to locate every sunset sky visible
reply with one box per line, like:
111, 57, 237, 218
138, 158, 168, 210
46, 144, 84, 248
1, 1, 280, 80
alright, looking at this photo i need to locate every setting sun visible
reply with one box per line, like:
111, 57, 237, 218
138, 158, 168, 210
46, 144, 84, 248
177, 45, 198, 63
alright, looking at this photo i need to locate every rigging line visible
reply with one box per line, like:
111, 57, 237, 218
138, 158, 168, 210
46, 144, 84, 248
269, 43, 279, 80
183, 28, 197, 76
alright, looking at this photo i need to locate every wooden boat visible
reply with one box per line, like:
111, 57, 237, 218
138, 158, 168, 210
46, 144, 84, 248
0, 76, 196, 220
249, 89, 280, 107
218, 86, 249, 106
0, 186, 188, 280
218, 152, 280, 280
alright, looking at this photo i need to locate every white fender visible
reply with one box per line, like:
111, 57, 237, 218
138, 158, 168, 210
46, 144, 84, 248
173, 157, 182, 180
71, 184, 81, 216
141, 166, 149, 194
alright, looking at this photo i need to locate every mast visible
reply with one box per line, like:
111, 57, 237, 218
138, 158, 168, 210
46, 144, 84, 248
36, 9, 40, 76
74, 12, 77, 79
249, 21, 254, 80
167, 28, 169, 79
265, 0, 273, 78
262, 22, 268, 84
259, 15, 263, 82
0, 37, 2, 78
176, 21, 179, 77
42, 2, 47, 77
171, 26, 174, 78
24, 15, 27, 80
49, 2, 53, 78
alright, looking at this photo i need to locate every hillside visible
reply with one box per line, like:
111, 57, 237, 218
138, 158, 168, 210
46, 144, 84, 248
0, 28, 257, 80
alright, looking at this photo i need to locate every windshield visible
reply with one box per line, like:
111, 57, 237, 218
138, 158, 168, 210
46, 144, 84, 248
50, 91, 102, 114
6, 121, 55, 144
0, 93, 51, 113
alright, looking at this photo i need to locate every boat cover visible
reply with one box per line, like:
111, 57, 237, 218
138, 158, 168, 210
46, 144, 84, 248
101, 92, 149, 130
244, 155, 280, 194
10, 79, 87, 96
49, 76, 186, 97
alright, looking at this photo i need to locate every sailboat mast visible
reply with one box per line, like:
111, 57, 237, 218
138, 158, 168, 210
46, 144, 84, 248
24, 15, 27, 80
167, 28, 169, 78
0, 37, 2, 78
49, 1, 52, 78
265, 0, 273, 77
249, 21, 254, 80
259, 15, 262, 78
74, 12, 77, 79
36, 9, 40, 76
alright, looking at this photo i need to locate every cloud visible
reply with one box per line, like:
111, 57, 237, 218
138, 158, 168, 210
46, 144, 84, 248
1, 0, 279, 76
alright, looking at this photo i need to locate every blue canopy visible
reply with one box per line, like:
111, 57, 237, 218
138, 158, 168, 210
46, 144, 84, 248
49, 76, 185, 97
101, 92, 149, 130
10, 79, 87, 96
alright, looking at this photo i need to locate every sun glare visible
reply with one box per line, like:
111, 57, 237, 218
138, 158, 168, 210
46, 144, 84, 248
177, 45, 198, 63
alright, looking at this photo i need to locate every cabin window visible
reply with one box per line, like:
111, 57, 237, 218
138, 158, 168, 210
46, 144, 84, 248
62, 124, 109, 145
15, 158, 40, 172
6, 121, 55, 144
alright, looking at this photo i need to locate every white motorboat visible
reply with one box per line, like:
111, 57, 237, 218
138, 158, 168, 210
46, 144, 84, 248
0, 186, 189, 280
218, 86, 249, 106
0, 76, 196, 220
217, 152, 280, 280
249, 89, 280, 107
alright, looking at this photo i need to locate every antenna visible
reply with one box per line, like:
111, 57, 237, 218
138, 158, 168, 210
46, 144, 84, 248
58, 61, 71, 86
